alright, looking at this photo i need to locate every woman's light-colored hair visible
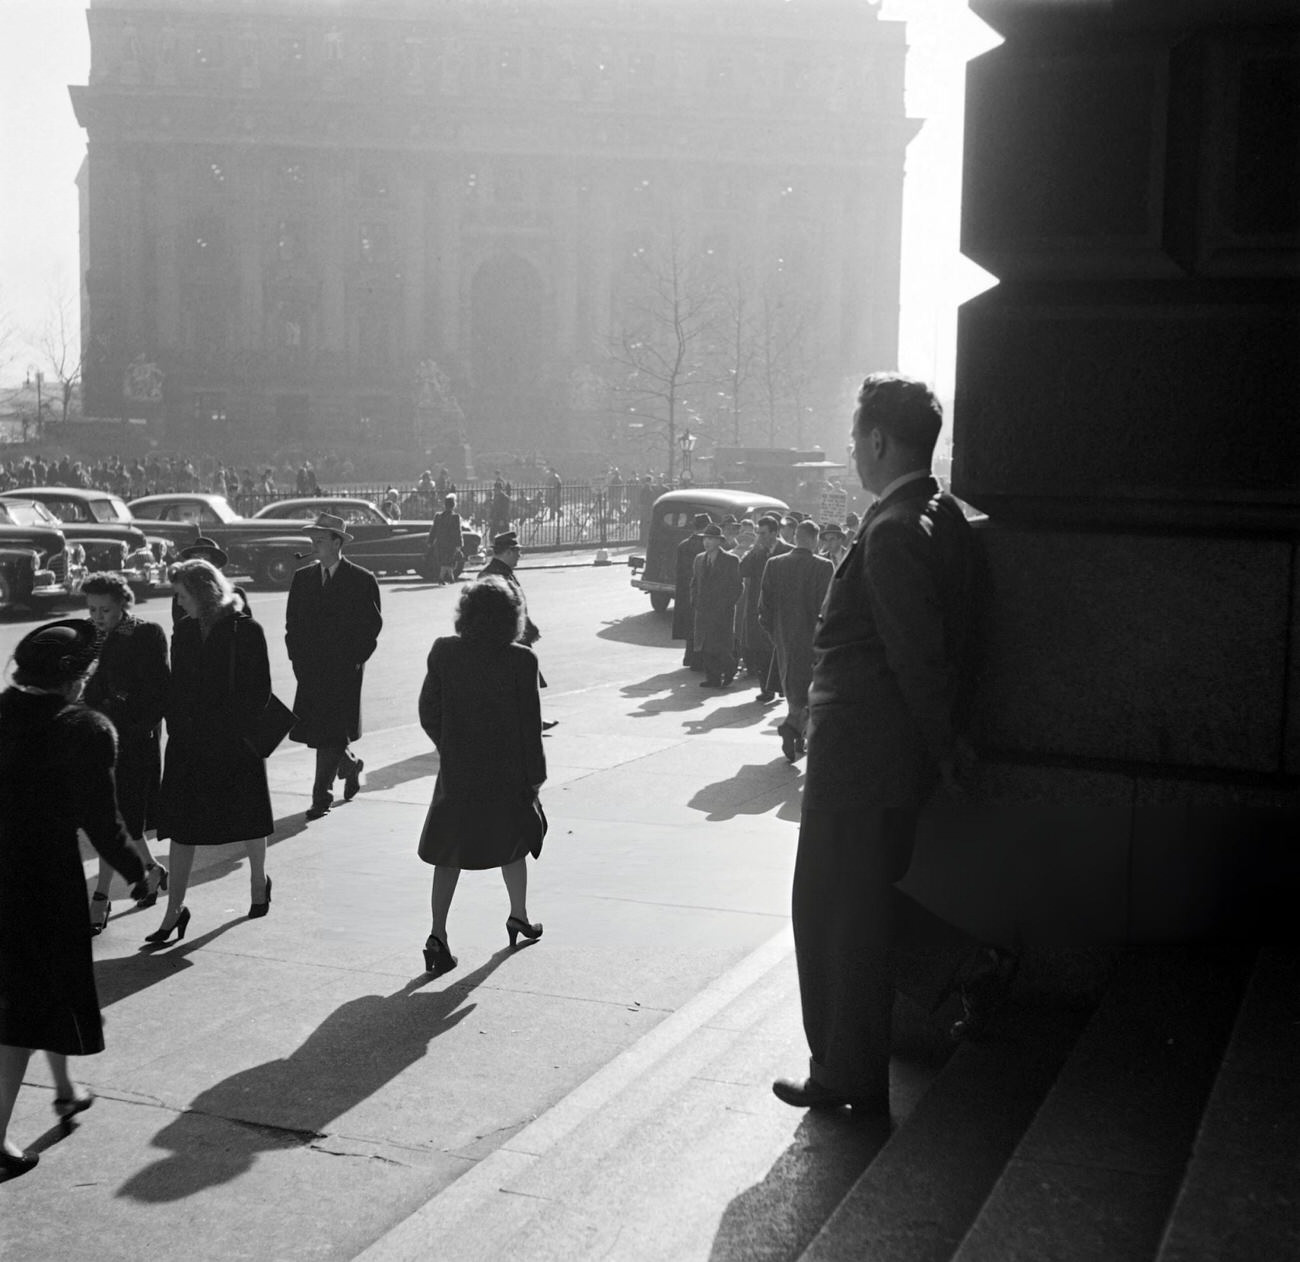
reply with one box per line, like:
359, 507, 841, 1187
454, 574, 524, 646
170, 558, 236, 621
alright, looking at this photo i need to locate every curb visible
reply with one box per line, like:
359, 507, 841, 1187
355, 924, 795, 1261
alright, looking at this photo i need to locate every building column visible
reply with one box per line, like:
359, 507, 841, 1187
432, 165, 462, 357
400, 168, 426, 362
554, 176, 579, 357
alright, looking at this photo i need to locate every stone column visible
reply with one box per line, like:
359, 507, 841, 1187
320, 161, 348, 354
400, 167, 427, 361
554, 175, 579, 357
939, 0, 1300, 944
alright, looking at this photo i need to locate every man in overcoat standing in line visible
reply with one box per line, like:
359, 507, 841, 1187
672, 513, 711, 670
690, 523, 743, 688
286, 513, 383, 820
773, 373, 1014, 1117
759, 518, 833, 761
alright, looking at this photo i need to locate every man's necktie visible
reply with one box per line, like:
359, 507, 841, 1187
322, 567, 331, 588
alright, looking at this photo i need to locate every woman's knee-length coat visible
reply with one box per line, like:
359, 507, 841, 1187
156, 598, 274, 845
0, 690, 145, 1055
84, 614, 169, 837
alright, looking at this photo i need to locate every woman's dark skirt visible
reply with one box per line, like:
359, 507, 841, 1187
418, 777, 544, 869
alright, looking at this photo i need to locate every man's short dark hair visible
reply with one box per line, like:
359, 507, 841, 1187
854, 373, 943, 458
757, 516, 781, 533
455, 575, 524, 647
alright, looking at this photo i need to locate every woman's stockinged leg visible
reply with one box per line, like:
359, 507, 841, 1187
244, 836, 267, 899
429, 866, 461, 943
160, 840, 196, 925
502, 859, 528, 922
0, 1044, 33, 1155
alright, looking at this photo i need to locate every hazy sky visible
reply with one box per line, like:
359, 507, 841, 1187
0, 0, 997, 397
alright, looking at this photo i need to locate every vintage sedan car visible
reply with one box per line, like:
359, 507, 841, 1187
0, 505, 85, 612
628, 487, 790, 612
128, 491, 314, 586
0, 488, 171, 598
250, 497, 483, 581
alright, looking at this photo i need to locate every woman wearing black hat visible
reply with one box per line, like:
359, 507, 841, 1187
0, 620, 165, 1180
416, 576, 546, 973
82, 572, 170, 934
149, 559, 275, 942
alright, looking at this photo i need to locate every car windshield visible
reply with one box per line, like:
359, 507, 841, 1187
0, 500, 60, 527
90, 497, 134, 523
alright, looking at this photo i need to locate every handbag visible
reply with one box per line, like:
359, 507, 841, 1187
228, 622, 297, 759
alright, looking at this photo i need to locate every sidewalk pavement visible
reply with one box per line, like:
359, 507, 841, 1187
3, 667, 803, 1262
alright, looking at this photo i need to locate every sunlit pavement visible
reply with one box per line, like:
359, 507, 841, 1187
1, 558, 808, 1261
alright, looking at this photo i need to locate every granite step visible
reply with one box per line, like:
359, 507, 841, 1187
948, 948, 1255, 1262
1154, 946, 1300, 1262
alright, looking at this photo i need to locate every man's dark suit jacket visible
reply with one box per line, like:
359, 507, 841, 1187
804, 475, 975, 812
285, 555, 383, 747
689, 547, 742, 654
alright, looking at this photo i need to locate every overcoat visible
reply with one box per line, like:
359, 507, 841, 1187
157, 599, 275, 844
478, 556, 541, 646
690, 547, 743, 654
417, 636, 547, 869
83, 614, 169, 837
737, 540, 787, 656
0, 690, 145, 1054
759, 547, 833, 709
804, 476, 975, 810
427, 509, 464, 569
671, 531, 707, 641
285, 556, 382, 748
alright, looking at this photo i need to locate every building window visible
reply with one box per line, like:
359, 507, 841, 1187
359, 223, 389, 263
324, 30, 344, 63
402, 38, 424, 77
194, 34, 224, 70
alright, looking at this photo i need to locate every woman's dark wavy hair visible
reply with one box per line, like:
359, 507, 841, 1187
81, 571, 135, 607
454, 575, 524, 647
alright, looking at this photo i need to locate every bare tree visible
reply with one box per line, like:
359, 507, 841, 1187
715, 270, 759, 446
606, 223, 720, 480
33, 277, 84, 425
754, 284, 815, 446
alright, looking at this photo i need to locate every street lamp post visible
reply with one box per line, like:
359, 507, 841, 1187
678, 427, 696, 485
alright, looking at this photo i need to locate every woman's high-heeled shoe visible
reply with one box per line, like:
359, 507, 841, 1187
422, 933, 457, 974
90, 892, 110, 936
54, 1089, 95, 1122
0, 1150, 38, 1181
507, 916, 543, 949
248, 875, 272, 919
144, 906, 190, 945
135, 862, 168, 909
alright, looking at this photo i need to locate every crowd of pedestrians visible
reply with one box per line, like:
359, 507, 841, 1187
0, 371, 1016, 1187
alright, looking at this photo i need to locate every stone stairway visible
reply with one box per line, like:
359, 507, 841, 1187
358, 940, 1298, 1262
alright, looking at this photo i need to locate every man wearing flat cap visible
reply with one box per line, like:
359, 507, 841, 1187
690, 524, 743, 687
285, 513, 383, 820
673, 513, 712, 669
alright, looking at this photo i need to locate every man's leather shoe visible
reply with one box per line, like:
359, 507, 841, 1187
771, 1077, 887, 1115
306, 800, 332, 821
341, 760, 364, 802
778, 721, 802, 762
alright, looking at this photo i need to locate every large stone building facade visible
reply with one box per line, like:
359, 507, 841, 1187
71, 0, 916, 464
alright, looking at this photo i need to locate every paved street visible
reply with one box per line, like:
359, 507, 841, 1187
1, 556, 806, 1261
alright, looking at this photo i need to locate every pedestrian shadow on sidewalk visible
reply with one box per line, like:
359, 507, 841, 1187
680, 700, 773, 736
708, 1112, 890, 1261
115, 949, 514, 1204
597, 611, 672, 647
621, 670, 710, 718
94, 919, 254, 1008
688, 765, 803, 823
356, 749, 437, 794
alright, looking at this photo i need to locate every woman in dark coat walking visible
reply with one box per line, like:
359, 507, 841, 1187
82, 572, 170, 934
149, 559, 275, 943
417, 576, 546, 974
1, 620, 164, 1180
426, 493, 465, 583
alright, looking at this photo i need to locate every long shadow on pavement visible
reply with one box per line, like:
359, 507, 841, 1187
115, 949, 514, 1203
597, 610, 673, 647
95, 919, 251, 1007
620, 670, 711, 718
688, 764, 804, 824
709, 1111, 890, 1261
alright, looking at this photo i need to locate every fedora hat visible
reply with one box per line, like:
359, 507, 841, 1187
179, 534, 229, 568
303, 512, 354, 542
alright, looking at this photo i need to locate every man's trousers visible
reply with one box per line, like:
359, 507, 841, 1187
792, 806, 979, 1103
312, 744, 361, 808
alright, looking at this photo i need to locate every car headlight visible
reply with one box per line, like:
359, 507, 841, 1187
66, 543, 86, 566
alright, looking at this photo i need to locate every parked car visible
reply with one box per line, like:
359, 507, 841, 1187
628, 488, 789, 612
0, 503, 86, 613
128, 492, 313, 587
250, 497, 484, 582
0, 488, 172, 598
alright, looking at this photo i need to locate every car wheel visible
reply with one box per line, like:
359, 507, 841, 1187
260, 553, 297, 589
650, 591, 672, 613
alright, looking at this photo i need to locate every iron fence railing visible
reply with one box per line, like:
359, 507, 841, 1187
229, 481, 658, 550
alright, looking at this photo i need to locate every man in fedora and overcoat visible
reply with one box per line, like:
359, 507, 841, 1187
673, 513, 711, 669
285, 513, 383, 820
690, 523, 742, 687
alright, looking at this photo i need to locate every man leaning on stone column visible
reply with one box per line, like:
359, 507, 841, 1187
773, 373, 1018, 1118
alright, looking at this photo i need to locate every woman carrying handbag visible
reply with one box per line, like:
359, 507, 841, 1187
416, 576, 547, 974
148, 560, 277, 943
